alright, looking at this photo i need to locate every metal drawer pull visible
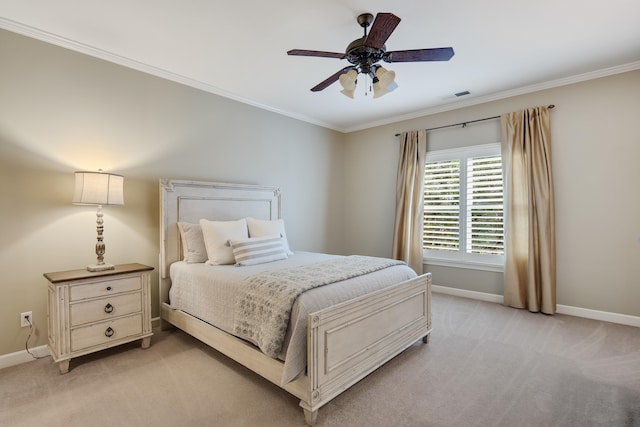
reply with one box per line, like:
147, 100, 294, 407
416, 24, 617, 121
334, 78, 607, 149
105, 327, 115, 338
104, 303, 114, 314
106, 286, 112, 291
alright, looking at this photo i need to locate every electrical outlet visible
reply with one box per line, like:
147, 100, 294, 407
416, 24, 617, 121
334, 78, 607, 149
20, 311, 32, 328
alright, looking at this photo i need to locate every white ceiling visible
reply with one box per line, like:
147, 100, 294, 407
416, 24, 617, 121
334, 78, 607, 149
1, 0, 639, 132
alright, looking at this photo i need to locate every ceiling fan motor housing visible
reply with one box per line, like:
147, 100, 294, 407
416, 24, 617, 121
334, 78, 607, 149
345, 38, 385, 74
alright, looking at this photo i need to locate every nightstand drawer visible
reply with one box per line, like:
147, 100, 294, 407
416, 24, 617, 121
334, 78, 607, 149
70, 276, 141, 301
71, 314, 143, 352
70, 292, 142, 326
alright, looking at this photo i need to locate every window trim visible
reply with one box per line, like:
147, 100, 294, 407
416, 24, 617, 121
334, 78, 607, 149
424, 257, 505, 272
423, 143, 505, 271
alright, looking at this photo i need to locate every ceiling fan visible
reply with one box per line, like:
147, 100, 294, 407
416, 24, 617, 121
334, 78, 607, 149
287, 12, 454, 98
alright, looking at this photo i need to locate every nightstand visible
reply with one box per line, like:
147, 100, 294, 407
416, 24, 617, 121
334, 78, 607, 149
44, 263, 154, 374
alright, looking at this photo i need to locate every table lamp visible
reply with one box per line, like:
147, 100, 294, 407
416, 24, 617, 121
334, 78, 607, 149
72, 170, 124, 271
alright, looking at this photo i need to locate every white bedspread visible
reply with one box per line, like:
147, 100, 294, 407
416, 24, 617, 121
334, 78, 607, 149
169, 252, 417, 384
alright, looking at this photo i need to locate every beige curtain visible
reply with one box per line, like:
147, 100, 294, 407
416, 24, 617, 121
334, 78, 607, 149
392, 130, 427, 274
501, 106, 556, 314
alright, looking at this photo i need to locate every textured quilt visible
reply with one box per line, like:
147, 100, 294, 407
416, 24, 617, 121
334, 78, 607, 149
233, 255, 404, 358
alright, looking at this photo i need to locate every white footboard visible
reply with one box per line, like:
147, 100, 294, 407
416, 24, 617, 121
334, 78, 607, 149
301, 273, 432, 422
161, 273, 431, 426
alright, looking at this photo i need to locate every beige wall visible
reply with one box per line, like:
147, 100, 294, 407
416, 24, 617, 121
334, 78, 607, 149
343, 70, 640, 317
0, 29, 345, 356
1, 27, 639, 358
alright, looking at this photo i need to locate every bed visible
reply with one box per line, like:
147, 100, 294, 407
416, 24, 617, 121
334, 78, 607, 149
159, 179, 432, 425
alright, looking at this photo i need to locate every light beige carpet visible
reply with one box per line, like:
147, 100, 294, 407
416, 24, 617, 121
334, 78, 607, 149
1, 294, 639, 426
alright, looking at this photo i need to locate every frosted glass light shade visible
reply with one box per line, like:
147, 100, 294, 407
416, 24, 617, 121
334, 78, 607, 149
375, 66, 396, 87
339, 69, 358, 91
373, 80, 398, 98
340, 88, 356, 99
373, 66, 398, 98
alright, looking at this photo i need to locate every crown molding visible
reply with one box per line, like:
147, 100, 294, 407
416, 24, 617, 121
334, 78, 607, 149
2, 17, 638, 134
0, 18, 339, 132
344, 61, 640, 132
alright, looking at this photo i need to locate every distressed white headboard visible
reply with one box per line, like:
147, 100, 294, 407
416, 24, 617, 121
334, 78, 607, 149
159, 179, 282, 304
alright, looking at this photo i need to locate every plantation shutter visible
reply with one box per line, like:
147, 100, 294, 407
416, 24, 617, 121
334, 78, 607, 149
423, 143, 504, 269
466, 155, 504, 254
423, 160, 460, 251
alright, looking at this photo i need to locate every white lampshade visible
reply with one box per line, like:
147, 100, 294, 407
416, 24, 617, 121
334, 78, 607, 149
72, 171, 124, 206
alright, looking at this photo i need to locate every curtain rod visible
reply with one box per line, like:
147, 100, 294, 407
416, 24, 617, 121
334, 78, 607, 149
395, 104, 555, 136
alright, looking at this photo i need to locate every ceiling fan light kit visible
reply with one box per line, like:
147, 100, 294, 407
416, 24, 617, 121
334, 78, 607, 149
372, 66, 397, 98
288, 12, 454, 99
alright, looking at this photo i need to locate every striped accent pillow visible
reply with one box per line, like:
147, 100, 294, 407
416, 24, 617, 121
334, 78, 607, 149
230, 235, 288, 266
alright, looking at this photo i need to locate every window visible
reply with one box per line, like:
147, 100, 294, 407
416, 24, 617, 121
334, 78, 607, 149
423, 143, 504, 271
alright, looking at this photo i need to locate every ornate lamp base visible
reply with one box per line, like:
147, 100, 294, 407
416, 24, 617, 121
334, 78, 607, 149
88, 205, 115, 272
87, 262, 115, 272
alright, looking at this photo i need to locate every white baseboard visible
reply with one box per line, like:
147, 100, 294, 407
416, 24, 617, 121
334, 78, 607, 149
432, 285, 640, 328
0, 345, 50, 371
151, 316, 162, 329
432, 285, 504, 304
555, 304, 640, 327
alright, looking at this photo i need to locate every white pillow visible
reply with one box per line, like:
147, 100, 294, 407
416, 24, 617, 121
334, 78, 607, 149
230, 235, 288, 266
177, 222, 208, 263
199, 218, 248, 265
246, 217, 293, 255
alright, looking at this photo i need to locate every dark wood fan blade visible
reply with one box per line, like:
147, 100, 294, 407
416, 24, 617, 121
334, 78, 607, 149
287, 49, 345, 59
310, 68, 352, 92
364, 13, 401, 49
385, 47, 455, 62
